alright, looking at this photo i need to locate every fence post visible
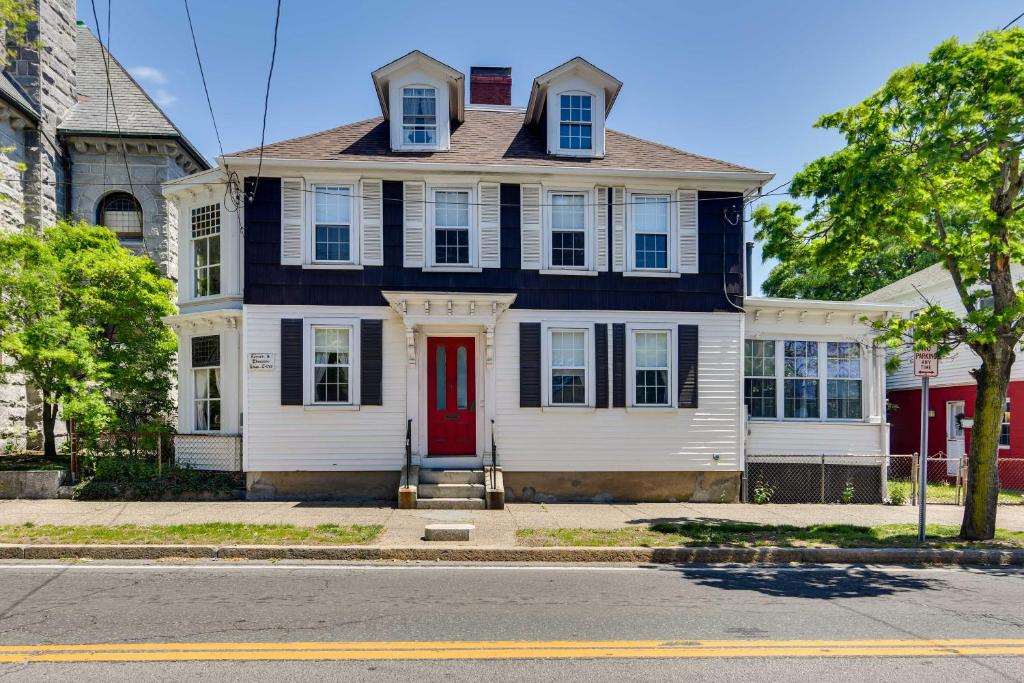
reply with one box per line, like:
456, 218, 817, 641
910, 454, 918, 506
157, 433, 162, 476
820, 454, 826, 504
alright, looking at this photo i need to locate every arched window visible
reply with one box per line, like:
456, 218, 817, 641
97, 192, 143, 239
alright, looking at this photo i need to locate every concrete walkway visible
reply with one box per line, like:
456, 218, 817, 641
2, 499, 1023, 546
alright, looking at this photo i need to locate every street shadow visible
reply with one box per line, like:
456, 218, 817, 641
665, 564, 945, 600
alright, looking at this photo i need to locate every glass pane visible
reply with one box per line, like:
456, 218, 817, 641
827, 342, 861, 379
434, 191, 470, 227
633, 196, 670, 233
784, 379, 820, 418
827, 379, 862, 419
194, 400, 208, 431
635, 234, 668, 269
784, 341, 818, 378
457, 346, 468, 410
635, 332, 669, 369
436, 346, 446, 411
551, 330, 586, 368
193, 369, 208, 400
551, 194, 585, 230
744, 378, 777, 418
435, 227, 469, 264
315, 186, 351, 224
209, 399, 221, 431
552, 231, 586, 267
552, 369, 585, 405
636, 369, 669, 406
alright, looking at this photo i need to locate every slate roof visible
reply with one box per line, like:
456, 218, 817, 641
0, 72, 39, 120
59, 26, 208, 167
229, 108, 765, 175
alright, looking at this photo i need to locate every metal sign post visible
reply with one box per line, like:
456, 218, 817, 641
913, 350, 939, 543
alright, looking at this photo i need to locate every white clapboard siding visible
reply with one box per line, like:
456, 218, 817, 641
403, 181, 426, 268
677, 189, 698, 273
612, 187, 625, 272
747, 422, 884, 457
520, 184, 542, 270
243, 305, 406, 471
495, 309, 743, 471
360, 179, 383, 266
478, 181, 501, 268
280, 177, 304, 265
595, 187, 608, 271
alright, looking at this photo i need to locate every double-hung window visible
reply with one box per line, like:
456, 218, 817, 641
312, 326, 352, 404
826, 342, 862, 419
783, 340, 819, 418
312, 185, 353, 263
1001, 398, 1011, 448
744, 340, 776, 418
550, 329, 587, 405
633, 330, 671, 406
432, 189, 471, 266
191, 335, 220, 431
559, 94, 592, 150
631, 195, 670, 271
549, 192, 587, 269
402, 87, 437, 145
192, 204, 220, 298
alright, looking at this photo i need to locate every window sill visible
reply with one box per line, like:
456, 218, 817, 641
748, 418, 869, 424
541, 405, 596, 413
622, 271, 682, 279
625, 406, 678, 414
539, 269, 598, 277
302, 263, 364, 270
423, 266, 483, 273
303, 404, 361, 412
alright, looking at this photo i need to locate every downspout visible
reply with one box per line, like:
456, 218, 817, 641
745, 241, 754, 297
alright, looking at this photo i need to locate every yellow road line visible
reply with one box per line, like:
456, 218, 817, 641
0, 639, 1023, 663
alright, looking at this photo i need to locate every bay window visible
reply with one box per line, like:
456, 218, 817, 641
192, 203, 220, 298
191, 335, 220, 431
826, 342, 862, 419
744, 340, 776, 418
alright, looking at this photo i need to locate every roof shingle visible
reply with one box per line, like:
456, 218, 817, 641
229, 108, 765, 174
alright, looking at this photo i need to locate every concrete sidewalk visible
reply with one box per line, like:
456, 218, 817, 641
2, 499, 1023, 547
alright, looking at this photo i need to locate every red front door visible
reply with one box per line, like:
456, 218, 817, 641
427, 337, 477, 456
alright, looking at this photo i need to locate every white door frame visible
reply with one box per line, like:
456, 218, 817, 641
946, 400, 966, 476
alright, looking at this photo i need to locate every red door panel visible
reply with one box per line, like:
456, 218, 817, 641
427, 337, 476, 456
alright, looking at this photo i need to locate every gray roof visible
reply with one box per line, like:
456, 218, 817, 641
60, 26, 208, 168
0, 72, 39, 120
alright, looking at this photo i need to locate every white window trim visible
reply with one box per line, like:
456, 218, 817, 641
542, 188, 596, 274
744, 338, 867, 423
399, 85, 440, 151
555, 90, 596, 157
426, 185, 477, 270
541, 322, 596, 408
626, 323, 677, 409
626, 190, 677, 274
188, 334, 221, 434
190, 203, 221, 300
1000, 397, 1011, 450
303, 318, 361, 408
306, 182, 360, 267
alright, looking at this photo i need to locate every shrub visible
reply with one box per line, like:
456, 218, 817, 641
753, 479, 774, 505
841, 480, 856, 504
888, 481, 910, 505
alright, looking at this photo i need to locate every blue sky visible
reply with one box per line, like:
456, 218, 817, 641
79, 0, 1021, 292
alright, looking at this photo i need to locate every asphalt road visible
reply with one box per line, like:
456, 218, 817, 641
0, 561, 1022, 681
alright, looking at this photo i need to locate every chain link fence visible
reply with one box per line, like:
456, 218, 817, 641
887, 454, 1024, 506
744, 455, 889, 504
172, 434, 242, 472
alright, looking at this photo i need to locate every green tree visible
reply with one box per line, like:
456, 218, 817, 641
0, 222, 177, 456
753, 29, 1024, 540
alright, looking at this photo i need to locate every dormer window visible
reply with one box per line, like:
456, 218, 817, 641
402, 87, 437, 145
559, 94, 592, 150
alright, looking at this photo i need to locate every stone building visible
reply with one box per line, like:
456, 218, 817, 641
0, 0, 208, 443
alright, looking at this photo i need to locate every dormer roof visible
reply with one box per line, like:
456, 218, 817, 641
371, 50, 465, 123
524, 57, 623, 126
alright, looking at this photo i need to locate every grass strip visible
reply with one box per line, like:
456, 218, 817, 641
0, 522, 383, 546
516, 522, 1024, 549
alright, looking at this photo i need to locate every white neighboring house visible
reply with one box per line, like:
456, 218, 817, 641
162, 50, 904, 507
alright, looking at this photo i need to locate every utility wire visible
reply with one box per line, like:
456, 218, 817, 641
184, 0, 224, 158
249, 0, 282, 201
1002, 10, 1024, 29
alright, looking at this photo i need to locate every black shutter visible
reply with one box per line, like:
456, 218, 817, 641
612, 323, 626, 408
361, 319, 383, 406
594, 323, 608, 409
281, 319, 303, 405
678, 324, 699, 408
519, 322, 541, 407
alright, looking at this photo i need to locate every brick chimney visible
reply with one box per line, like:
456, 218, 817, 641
470, 66, 512, 106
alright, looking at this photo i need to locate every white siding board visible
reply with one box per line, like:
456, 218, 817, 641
747, 422, 883, 457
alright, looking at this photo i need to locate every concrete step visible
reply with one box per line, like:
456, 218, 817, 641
418, 483, 485, 499
416, 497, 486, 510
418, 469, 484, 485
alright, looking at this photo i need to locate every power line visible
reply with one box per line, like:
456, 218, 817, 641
183, 0, 224, 158
249, 0, 282, 202
1002, 10, 1024, 29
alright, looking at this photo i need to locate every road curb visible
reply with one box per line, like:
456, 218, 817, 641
1, 544, 1023, 565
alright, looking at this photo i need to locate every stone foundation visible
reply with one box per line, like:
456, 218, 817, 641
503, 471, 741, 503
246, 471, 400, 502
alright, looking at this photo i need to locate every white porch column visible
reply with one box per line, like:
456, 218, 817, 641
484, 323, 497, 459
405, 323, 420, 462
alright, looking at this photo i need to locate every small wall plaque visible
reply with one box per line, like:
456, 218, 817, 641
249, 352, 275, 370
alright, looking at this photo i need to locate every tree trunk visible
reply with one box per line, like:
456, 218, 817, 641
961, 352, 1012, 540
41, 398, 58, 459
